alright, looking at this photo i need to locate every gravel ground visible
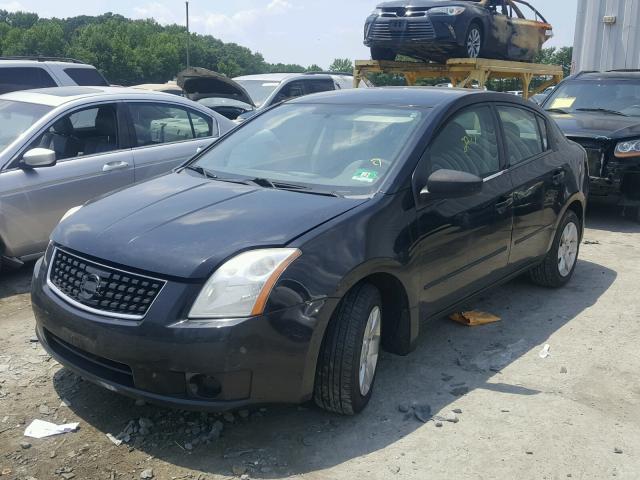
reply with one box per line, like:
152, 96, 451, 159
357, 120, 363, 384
1, 206, 639, 480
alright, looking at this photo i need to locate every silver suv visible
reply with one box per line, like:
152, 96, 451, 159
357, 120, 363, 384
0, 86, 234, 269
0, 57, 110, 94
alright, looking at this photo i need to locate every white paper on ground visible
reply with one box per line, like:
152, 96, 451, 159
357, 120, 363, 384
539, 343, 551, 359
24, 419, 79, 439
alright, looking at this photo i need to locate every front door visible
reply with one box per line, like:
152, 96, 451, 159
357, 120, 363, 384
414, 104, 514, 315
125, 102, 217, 182
0, 103, 133, 258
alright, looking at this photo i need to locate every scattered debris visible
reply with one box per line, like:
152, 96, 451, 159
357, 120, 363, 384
19, 441, 31, 449
614, 447, 623, 454
560, 366, 568, 374
452, 408, 463, 414
413, 404, 432, 423
106, 433, 123, 446
466, 339, 529, 372
450, 386, 469, 397
140, 468, 154, 479
24, 419, 79, 439
583, 240, 600, 245
436, 411, 459, 424
435, 422, 443, 428
450, 311, 501, 327
38, 404, 51, 415
539, 344, 551, 359
398, 404, 410, 413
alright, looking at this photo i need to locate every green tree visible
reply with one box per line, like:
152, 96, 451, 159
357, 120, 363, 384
329, 58, 353, 73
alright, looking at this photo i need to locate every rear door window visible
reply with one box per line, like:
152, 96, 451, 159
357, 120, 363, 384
305, 79, 336, 94
188, 109, 216, 138
128, 103, 196, 147
497, 106, 544, 165
0, 67, 57, 94
63, 68, 109, 86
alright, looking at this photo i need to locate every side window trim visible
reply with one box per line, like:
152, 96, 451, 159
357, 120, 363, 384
9, 100, 127, 169
186, 107, 218, 138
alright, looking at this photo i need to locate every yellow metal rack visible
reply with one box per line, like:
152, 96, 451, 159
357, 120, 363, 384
354, 58, 564, 100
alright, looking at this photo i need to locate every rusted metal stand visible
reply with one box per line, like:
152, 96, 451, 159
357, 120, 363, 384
354, 58, 564, 100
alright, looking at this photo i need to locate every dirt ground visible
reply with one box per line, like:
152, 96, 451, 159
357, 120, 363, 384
1, 206, 639, 480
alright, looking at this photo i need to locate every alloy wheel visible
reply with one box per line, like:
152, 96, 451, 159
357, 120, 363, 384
467, 28, 481, 58
358, 306, 381, 396
557, 221, 579, 277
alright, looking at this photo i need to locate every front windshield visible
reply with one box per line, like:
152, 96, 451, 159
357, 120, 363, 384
545, 79, 640, 117
0, 100, 52, 153
233, 79, 281, 107
193, 103, 426, 195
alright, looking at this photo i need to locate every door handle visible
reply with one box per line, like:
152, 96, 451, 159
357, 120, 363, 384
552, 169, 565, 185
495, 196, 513, 214
102, 161, 129, 172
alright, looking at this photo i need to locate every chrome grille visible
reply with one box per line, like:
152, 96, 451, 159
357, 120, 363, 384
48, 248, 165, 320
368, 20, 435, 41
380, 7, 428, 17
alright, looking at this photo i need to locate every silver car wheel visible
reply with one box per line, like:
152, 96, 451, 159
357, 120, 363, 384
557, 221, 579, 277
358, 306, 381, 397
467, 28, 481, 58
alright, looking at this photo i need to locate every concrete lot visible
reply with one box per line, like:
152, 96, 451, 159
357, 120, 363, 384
0, 206, 638, 480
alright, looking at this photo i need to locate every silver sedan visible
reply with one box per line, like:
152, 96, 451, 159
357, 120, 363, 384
0, 86, 234, 269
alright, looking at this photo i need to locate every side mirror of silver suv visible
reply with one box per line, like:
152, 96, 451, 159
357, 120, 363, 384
21, 148, 57, 168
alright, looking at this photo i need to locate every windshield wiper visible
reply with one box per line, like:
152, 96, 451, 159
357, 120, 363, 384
545, 107, 570, 114
576, 108, 628, 117
184, 165, 216, 179
249, 177, 340, 197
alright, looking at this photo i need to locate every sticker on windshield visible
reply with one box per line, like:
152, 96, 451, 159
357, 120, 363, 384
352, 169, 379, 183
551, 97, 576, 109
370, 158, 383, 167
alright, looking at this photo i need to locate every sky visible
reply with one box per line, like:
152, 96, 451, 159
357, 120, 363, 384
0, 0, 578, 68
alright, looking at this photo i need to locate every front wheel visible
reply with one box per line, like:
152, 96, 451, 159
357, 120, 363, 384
314, 283, 382, 415
464, 24, 483, 59
529, 210, 581, 288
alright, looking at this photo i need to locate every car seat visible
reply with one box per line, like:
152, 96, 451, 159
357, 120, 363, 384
83, 107, 118, 155
431, 122, 498, 177
38, 117, 80, 160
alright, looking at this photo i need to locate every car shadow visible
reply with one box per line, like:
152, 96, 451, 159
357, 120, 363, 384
54, 259, 616, 477
585, 204, 640, 234
0, 262, 34, 300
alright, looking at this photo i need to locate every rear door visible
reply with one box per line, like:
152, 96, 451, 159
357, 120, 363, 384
0, 102, 133, 258
414, 103, 514, 314
507, 0, 551, 60
125, 102, 218, 182
497, 104, 565, 267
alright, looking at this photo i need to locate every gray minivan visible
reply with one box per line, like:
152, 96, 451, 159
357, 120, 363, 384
0, 86, 233, 269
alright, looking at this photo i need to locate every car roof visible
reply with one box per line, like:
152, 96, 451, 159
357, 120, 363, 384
233, 73, 332, 82
0, 59, 95, 68
287, 87, 490, 108
573, 71, 640, 81
0, 86, 188, 107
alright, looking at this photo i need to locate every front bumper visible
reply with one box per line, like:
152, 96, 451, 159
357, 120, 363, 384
31, 256, 337, 411
589, 159, 640, 206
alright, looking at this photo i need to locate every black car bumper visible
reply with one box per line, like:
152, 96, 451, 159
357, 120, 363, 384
31, 256, 337, 411
364, 15, 465, 58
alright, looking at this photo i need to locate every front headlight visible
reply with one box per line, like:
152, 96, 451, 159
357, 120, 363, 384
615, 139, 640, 158
188, 248, 301, 319
60, 205, 82, 222
429, 6, 466, 15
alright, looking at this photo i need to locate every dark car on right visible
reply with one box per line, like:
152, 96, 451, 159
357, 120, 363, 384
543, 71, 640, 221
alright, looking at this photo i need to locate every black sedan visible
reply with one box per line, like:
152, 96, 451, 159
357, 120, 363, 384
364, 0, 553, 62
543, 71, 640, 222
32, 88, 587, 415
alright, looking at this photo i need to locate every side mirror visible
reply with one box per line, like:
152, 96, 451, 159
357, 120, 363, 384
21, 148, 57, 168
421, 169, 483, 198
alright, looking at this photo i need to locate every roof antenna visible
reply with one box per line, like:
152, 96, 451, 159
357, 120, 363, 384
185, 1, 191, 69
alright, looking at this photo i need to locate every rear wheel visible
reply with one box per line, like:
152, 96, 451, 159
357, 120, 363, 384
371, 47, 396, 62
464, 24, 483, 59
529, 210, 581, 288
314, 283, 382, 415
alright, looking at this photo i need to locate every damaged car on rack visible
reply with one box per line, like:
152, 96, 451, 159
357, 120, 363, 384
543, 70, 640, 221
364, 0, 553, 63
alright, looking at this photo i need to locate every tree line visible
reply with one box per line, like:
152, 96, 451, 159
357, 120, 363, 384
0, 10, 571, 90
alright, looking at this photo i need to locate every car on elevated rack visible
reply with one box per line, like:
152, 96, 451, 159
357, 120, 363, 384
364, 0, 553, 63
0, 86, 234, 270
32, 87, 587, 414
543, 70, 640, 221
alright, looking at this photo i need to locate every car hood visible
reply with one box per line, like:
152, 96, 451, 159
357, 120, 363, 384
550, 112, 640, 140
52, 171, 366, 279
177, 67, 256, 107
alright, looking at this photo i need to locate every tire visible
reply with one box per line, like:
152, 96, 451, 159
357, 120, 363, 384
371, 47, 396, 62
314, 283, 382, 415
463, 23, 483, 59
529, 210, 581, 288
